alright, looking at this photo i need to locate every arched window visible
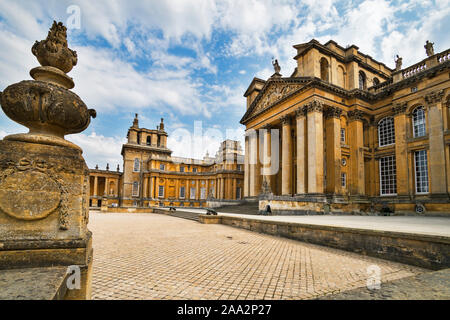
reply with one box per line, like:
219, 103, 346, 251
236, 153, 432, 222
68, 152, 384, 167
359, 71, 366, 90
412, 106, 426, 137
373, 77, 380, 86
378, 117, 395, 147
320, 58, 329, 82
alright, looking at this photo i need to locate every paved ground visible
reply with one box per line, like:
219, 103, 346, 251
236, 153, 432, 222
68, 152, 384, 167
177, 209, 450, 237
320, 268, 450, 300
89, 212, 427, 300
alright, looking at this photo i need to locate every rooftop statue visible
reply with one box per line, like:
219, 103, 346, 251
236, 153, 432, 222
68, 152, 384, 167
272, 58, 281, 75
424, 40, 434, 57
395, 55, 403, 71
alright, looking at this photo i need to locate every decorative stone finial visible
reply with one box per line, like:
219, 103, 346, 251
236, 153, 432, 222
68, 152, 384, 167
132, 113, 139, 128
424, 40, 434, 57
32, 21, 78, 73
0, 21, 96, 151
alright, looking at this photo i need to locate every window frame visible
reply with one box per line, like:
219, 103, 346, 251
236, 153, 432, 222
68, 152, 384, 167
412, 106, 426, 138
378, 117, 396, 147
379, 155, 397, 196
414, 150, 429, 194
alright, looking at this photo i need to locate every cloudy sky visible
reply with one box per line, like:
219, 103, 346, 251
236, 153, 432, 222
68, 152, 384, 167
0, 0, 449, 169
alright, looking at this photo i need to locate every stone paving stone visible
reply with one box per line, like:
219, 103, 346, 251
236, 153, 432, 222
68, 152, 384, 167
89, 212, 427, 300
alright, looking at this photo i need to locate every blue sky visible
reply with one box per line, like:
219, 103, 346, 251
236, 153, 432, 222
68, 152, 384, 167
0, 0, 449, 169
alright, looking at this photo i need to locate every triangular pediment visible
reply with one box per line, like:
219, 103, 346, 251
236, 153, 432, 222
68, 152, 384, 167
242, 80, 305, 122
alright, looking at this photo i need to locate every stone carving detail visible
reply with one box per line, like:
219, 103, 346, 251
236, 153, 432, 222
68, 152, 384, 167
280, 115, 291, 125
392, 103, 407, 115
295, 106, 307, 118
306, 100, 323, 113
32, 21, 78, 73
0, 158, 70, 229
424, 90, 444, 105
424, 40, 434, 57
324, 106, 343, 119
347, 109, 366, 121
253, 83, 302, 114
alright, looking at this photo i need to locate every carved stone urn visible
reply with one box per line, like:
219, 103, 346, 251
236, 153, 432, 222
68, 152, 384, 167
0, 21, 94, 300
0, 20, 96, 151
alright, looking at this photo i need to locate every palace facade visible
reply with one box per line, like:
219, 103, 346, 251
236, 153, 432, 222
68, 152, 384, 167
89, 115, 244, 208
241, 39, 450, 215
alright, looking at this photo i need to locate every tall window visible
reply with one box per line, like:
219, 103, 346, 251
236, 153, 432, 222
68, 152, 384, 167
359, 71, 366, 90
180, 186, 186, 198
133, 158, 140, 172
320, 58, 329, 82
158, 185, 164, 198
378, 117, 395, 147
132, 181, 139, 196
380, 155, 397, 195
414, 150, 429, 194
412, 106, 426, 138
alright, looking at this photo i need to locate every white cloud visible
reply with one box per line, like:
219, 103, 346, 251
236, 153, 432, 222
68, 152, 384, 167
67, 132, 126, 169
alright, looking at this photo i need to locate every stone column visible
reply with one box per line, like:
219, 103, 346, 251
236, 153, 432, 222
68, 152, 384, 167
93, 176, 98, 196
295, 107, 307, 194
348, 110, 365, 195
425, 90, 447, 194
244, 136, 249, 197
324, 106, 342, 194
393, 103, 409, 196
261, 125, 273, 192
307, 100, 324, 193
281, 115, 293, 195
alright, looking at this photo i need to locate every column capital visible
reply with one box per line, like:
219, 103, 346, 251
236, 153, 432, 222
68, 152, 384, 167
425, 89, 444, 105
392, 102, 407, 115
280, 114, 292, 125
347, 109, 365, 122
295, 106, 307, 118
324, 106, 343, 119
306, 99, 323, 113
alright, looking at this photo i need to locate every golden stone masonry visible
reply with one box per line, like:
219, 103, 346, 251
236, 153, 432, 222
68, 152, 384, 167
242, 39, 450, 215
0, 21, 95, 299
89, 115, 244, 209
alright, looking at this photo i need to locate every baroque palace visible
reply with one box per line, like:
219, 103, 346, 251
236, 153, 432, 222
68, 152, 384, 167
242, 39, 450, 215
89, 115, 244, 208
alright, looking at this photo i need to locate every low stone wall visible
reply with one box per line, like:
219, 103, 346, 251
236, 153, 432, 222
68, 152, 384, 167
206, 200, 243, 208
217, 215, 450, 270
102, 207, 154, 214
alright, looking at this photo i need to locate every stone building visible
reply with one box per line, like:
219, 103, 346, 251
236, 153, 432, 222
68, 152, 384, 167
89, 115, 244, 208
241, 39, 450, 215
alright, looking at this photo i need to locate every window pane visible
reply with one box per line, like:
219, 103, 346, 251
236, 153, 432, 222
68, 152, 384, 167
413, 107, 426, 138
415, 150, 429, 193
378, 117, 395, 147
380, 155, 397, 195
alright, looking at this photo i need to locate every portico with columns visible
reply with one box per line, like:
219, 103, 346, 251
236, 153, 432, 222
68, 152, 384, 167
241, 39, 450, 215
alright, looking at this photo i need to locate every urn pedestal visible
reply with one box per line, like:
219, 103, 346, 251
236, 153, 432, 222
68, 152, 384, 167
0, 140, 93, 299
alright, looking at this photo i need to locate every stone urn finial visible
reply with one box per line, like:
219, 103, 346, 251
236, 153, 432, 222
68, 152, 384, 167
0, 21, 96, 151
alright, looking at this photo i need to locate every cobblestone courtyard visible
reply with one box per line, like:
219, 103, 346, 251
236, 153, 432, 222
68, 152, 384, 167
89, 212, 426, 300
